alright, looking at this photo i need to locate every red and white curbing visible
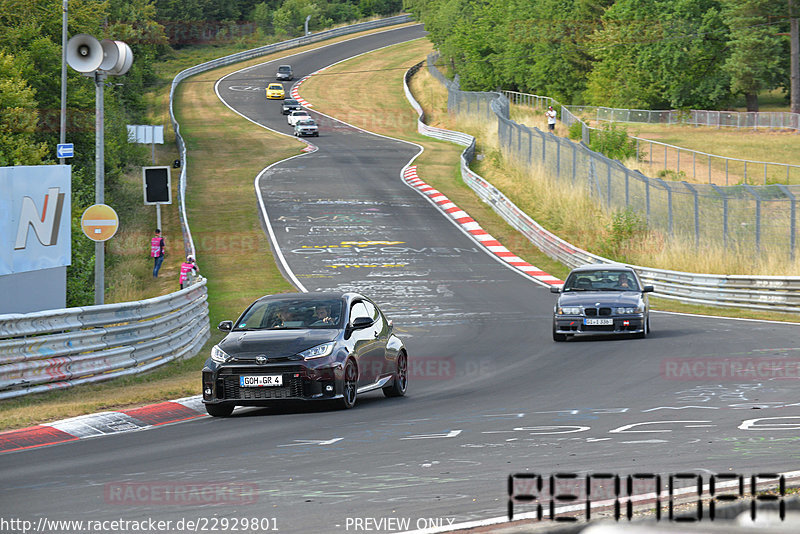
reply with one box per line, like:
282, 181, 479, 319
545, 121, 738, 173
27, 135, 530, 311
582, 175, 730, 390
403, 166, 563, 285
0, 396, 206, 453
289, 66, 329, 108
291, 64, 563, 287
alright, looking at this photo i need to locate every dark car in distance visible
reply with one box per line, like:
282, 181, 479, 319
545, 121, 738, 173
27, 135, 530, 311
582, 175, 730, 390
281, 98, 302, 115
202, 292, 408, 416
551, 264, 653, 341
276, 64, 293, 81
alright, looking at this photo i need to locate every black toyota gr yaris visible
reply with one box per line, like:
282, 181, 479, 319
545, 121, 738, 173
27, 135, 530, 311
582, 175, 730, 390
202, 292, 408, 416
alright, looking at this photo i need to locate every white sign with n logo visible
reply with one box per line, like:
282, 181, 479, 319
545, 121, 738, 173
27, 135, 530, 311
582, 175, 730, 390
1, 166, 71, 276
14, 187, 66, 249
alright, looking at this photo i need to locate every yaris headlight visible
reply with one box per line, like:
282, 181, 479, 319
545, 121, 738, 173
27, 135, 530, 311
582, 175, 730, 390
211, 345, 230, 364
298, 342, 335, 360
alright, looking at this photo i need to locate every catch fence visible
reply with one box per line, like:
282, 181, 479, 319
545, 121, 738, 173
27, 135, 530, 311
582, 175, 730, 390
434, 68, 800, 258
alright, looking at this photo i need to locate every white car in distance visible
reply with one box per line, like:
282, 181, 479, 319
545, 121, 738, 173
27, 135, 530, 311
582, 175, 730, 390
288, 110, 311, 126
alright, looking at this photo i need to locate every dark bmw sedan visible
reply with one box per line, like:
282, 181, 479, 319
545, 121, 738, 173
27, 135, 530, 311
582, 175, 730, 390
551, 264, 653, 341
202, 292, 407, 416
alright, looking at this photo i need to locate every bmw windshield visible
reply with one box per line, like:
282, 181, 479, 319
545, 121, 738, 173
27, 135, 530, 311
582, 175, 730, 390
563, 270, 640, 292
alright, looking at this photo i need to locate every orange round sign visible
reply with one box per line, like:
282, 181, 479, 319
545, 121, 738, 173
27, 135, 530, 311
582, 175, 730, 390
81, 204, 119, 242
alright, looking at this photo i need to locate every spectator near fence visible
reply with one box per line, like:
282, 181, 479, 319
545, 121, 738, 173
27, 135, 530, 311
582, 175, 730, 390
546, 106, 557, 132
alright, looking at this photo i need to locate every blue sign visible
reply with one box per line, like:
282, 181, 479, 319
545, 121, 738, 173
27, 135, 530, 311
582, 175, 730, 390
57, 143, 74, 158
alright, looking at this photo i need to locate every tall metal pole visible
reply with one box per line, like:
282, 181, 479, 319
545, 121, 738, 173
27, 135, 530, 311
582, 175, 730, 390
59, 0, 68, 164
94, 72, 105, 305
791, 0, 800, 114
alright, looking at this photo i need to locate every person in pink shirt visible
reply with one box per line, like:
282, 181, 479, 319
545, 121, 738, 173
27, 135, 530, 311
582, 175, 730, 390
179, 255, 198, 289
150, 229, 166, 278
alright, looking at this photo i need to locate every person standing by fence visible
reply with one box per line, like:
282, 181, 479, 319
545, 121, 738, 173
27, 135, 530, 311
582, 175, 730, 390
546, 106, 557, 132
150, 229, 166, 278
179, 255, 198, 289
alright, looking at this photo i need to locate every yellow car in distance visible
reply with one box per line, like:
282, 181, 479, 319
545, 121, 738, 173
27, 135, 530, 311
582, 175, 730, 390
266, 83, 285, 100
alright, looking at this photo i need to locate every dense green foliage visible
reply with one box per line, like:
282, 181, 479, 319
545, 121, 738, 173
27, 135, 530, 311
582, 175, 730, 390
404, 0, 793, 109
589, 122, 637, 160
154, 0, 402, 42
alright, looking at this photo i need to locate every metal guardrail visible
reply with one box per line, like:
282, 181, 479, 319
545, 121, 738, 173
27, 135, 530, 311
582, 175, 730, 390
0, 279, 210, 400
408, 56, 800, 313
0, 17, 415, 399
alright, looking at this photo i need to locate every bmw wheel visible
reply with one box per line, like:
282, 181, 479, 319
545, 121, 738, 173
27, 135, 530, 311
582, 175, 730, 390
338, 359, 358, 409
552, 323, 566, 342
636, 317, 649, 339
383, 351, 408, 398
205, 403, 234, 417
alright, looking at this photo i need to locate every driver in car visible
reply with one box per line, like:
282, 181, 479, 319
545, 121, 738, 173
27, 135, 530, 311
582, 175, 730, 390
617, 273, 633, 289
311, 305, 335, 326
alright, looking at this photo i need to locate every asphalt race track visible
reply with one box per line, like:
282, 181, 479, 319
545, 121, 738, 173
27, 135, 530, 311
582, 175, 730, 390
2, 24, 800, 533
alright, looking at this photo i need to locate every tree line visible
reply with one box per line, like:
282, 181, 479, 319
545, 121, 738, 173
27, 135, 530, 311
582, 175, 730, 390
404, 0, 799, 111
0, 0, 401, 306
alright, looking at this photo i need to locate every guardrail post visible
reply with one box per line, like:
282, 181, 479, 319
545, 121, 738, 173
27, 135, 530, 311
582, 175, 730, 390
607, 161, 612, 209
725, 159, 729, 185
744, 160, 748, 184
656, 178, 673, 236
682, 182, 700, 248
625, 168, 630, 207
743, 185, 761, 253
645, 172, 651, 223
764, 163, 767, 185
777, 184, 796, 259
572, 143, 577, 184
542, 129, 546, 162
528, 130, 533, 166
556, 137, 561, 178
711, 184, 728, 249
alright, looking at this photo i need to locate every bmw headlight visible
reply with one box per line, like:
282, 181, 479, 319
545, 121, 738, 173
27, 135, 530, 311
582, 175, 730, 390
298, 342, 335, 360
211, 345, 230, 364
616, 305, 644, 314
558, 306, 582, 315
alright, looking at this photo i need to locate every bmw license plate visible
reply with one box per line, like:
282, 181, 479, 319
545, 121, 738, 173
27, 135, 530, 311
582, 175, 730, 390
584, 318, 613, 326
240, 375, 282, 387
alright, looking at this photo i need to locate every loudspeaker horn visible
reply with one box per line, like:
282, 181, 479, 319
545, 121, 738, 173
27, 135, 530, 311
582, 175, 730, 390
98, 39, 120, 72
113, 42, 134, 76
99, 40, 133, 75
66, 34, 103, 73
